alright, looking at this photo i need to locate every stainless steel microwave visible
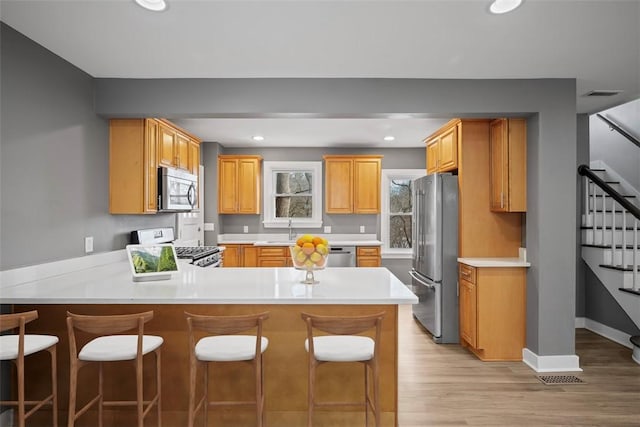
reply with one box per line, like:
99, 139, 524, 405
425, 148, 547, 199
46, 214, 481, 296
158, 166, 197, 211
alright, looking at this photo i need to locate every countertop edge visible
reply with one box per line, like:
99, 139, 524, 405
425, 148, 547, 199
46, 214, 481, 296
457, 257, 531, 267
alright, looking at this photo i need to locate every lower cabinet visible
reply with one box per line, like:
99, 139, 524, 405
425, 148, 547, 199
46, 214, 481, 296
458, 263, 526, 361
222, 244, 256, 267
356, 246, 381, 267
257, 246, 292, 267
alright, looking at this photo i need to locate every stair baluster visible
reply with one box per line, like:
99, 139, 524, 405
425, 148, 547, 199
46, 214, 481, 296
622, 207, 628, 267
611, 202, 617, 264
601, 187, 606, 245
634, 220, 638, 291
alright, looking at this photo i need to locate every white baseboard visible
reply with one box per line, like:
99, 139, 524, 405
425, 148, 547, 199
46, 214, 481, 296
0, 409, 14, 427
576, 317, 633, 349
522, 348, 582, 373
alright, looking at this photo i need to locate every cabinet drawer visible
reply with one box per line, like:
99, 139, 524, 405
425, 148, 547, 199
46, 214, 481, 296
357, 247, 380, 256
459, 263, 476, 284
257, 246, 288, 257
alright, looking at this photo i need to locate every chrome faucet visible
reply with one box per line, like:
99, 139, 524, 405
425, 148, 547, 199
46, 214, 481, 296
288, 218, 296, 241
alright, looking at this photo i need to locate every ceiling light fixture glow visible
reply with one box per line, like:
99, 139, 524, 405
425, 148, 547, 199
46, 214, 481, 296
134, 0, 167, 12
252, 135, 265, 141
489, 0, 522, 14
383, 136, 395, 141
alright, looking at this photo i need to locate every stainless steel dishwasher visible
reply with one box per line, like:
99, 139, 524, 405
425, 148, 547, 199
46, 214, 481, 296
328, 246, 356, 267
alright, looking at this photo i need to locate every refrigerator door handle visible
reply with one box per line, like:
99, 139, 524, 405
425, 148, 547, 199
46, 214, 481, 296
409, 270, 435, 289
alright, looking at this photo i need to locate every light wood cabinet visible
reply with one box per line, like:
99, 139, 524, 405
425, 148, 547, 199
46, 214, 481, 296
222, 244, 257, 267
188, 140, 200, 176
157, 121, 198, 172
110, 118, 201, 214
356, 246, 381, 267
257, 246, 293, 267
425, 122, 458, 174
110, 118, 160, 214
489, 118, 527, 212
218, 155, 262, 214
458, 263, 526, 361
324, 155, 382, 214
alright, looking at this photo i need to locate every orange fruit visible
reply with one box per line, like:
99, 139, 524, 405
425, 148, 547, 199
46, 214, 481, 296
312, 237, 323, 246
302, 242, 315, 255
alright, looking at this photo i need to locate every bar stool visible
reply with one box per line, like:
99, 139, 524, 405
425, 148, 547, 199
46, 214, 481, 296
184, 311, 269, 427
0, 310, 58, 427
301, 311, 385, 427
66, 311, 163, 427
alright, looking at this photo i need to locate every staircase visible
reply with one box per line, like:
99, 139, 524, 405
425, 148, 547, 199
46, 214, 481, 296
579, 163, 640, 331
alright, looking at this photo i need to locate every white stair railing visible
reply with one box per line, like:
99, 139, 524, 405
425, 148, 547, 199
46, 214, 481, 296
581, 167, 640, 294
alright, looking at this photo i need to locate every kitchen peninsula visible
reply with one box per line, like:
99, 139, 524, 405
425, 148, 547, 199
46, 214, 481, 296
1, 256, 417, 426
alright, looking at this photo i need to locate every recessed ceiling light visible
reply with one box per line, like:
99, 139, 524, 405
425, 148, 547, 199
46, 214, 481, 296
134, 0, 167, 12
383, 136, 395, 141
252, 135, 265, 141
489, 0, 522, 14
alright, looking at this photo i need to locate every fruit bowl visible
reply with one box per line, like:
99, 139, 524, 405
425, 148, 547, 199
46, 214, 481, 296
290, 235, 329, 284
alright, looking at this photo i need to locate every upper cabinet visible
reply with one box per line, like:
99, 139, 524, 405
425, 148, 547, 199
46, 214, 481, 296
489, 118, 527, 212
324, 155, 382, 214
218, 155, 262, 214
425, 121, 458, 174
109, 118, 201, 214
157, 121, 196, 171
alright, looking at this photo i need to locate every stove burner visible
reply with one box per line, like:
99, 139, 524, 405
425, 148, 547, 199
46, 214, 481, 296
175, 246, 220, 259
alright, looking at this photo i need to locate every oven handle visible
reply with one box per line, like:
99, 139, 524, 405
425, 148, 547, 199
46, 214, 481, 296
409, 270, 435, 289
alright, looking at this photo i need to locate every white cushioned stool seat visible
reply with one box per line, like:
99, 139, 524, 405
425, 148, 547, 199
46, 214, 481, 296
195, 335, 268, 362
78, 334, 164, 362
0, 334, 59, 360
305, 335, 374, 362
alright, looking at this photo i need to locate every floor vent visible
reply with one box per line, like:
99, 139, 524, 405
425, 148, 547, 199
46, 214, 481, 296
537, 375, 586, 385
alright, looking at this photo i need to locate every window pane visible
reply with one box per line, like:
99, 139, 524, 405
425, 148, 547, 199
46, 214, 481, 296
275, 172, 312, 194
389, 179, 412, 213
275, 196, 312, 218
390, 215, 412, 248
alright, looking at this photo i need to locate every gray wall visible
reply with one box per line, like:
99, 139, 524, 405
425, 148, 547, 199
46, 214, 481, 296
94, 77, 579, 357
575, 114, 590, 318
0, 23, 175, 270
590, 99, 640, 188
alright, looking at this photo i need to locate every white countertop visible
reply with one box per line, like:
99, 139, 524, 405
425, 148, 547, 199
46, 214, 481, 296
1, 262, 417, 305
457, 257, 531, 267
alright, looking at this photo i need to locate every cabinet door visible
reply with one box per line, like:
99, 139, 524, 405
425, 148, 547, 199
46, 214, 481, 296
188, 140, 200, 176
426, 137, 439, 175
325, 158, 353, 213
258, 258, 288, 267
237, 158, 261, 214
357, 257, 381, 267
243, 246, 258, 267
176, 133, 190, 171
144, 119, 158, 213
489, 119, 509, 212
158, 123, 176, 168
353, 158, 381, 213
218, 158, 238, 214
438, 125, 458, 172
222, 245, 240, 267
459, 278, 477, 348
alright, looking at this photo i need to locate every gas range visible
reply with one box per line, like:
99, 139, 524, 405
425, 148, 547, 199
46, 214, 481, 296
130, 227, 223, 268
175, 246, 222, 268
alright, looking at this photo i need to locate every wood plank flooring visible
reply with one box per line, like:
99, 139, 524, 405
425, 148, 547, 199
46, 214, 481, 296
397, 305, 640, 426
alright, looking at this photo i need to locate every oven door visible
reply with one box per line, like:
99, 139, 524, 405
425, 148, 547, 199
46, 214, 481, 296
409, 269, 441, 340
159, 167, 197, 211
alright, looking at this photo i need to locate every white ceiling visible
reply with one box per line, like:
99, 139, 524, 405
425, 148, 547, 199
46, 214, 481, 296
1, 0, 639, 148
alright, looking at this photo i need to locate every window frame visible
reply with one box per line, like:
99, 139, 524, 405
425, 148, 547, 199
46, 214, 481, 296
262, 161, 323, 228
380, 169, 424, 258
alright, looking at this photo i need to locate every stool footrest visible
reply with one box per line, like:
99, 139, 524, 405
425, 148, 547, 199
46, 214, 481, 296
208, 400, 257, 407
314, 401, 366, 408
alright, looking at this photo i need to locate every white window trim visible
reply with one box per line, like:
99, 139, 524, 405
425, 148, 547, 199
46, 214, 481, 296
381, 169, 424, 258
262, 161, 323, 228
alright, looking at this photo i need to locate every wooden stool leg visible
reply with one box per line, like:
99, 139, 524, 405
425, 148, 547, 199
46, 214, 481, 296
203, 362, 209, 427
17, 357, 25, 427
136, 359, 143, 427
187, 355, 196, 427
50, 346, 58, 427
372, 360, 380, 427
98, 363, 104, 427
67, 360, 77, 427
156, 349, 162, 427
307, 360, 315, 427
255, 355, 263, 427
364, 364, 369, 427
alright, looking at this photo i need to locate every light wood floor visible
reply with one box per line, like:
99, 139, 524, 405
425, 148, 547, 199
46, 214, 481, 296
397, 305, 640, 426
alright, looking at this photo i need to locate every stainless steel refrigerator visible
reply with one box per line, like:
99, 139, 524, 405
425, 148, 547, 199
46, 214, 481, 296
409, 173, 459, 343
